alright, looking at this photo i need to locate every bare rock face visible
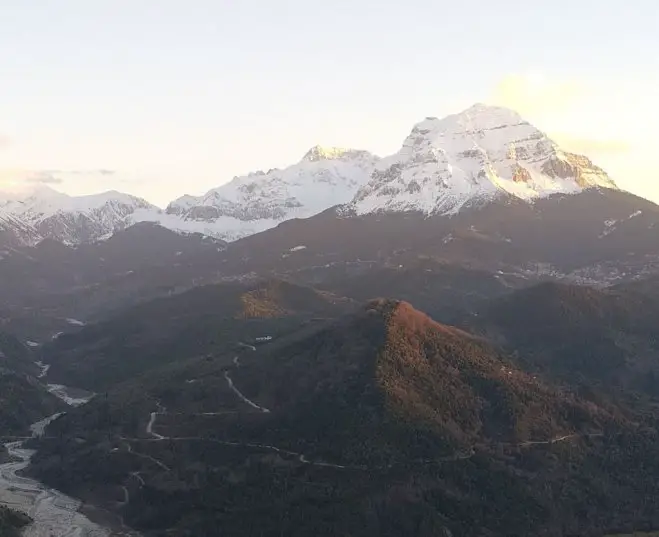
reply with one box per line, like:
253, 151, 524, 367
541, 152, 612, 188
512, 165, 532, 184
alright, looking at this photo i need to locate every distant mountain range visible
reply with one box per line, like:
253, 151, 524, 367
0, 103, 621, 246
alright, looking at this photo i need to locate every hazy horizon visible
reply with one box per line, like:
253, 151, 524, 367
1, 1, 657, 206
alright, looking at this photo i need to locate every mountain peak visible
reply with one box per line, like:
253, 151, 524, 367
350, 104, 617, 216
302, 145, 365, 162
459, 102, 524, 119
0, 186, 160, 246
454, 102, 526, 128
362, 298, 477, 341
411, 103, 527, 138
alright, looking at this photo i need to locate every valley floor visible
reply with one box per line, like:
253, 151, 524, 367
0, 376, 134, 537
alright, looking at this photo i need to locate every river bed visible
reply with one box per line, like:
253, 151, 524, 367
0, 371, 112, 536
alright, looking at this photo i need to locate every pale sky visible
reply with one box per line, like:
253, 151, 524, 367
1, 0, 657, 206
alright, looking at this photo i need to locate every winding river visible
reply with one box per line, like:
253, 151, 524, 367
0, 365, 112, 537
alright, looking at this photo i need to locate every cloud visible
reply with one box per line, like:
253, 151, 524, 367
65, 169, 117, 176
1, 169, 118, 184
0, 168, 136, 197
0, 134, 10, 150
489, 73, 585, 118
23, 171, 63, 184
483, 72, 659, 202
0, 169, 106, 190
551, 135, 631, 156
0, 169, 63, 192
486, 72, 638, 157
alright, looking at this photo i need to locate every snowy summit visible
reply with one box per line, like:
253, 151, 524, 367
350, 103, 617, 215
162, 146, 378, 241
0, 185, 157, 245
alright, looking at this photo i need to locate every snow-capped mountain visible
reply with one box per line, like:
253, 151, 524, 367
0, 185, 159, 245
349, 103, 618, 215
0, 104, 625, 247
162, 146, 378, 241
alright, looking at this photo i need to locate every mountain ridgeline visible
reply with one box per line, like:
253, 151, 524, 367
0, 103, 625, 248
462, 282, 659, 406
41, 279, 351, 391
